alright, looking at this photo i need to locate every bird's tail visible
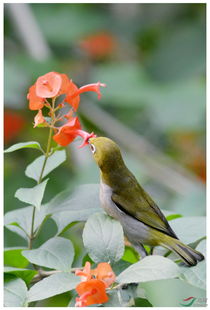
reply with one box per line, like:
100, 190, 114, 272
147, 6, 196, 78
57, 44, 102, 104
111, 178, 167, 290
162, 237, 204, 267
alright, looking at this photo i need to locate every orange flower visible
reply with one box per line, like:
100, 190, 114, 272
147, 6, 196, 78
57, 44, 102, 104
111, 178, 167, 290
36, 72, 62, 98
33, 110, 46, 128
74, 262, 116, 307
53, 116, 81, 146
27, 71, 106, 112
65, 81, 106, 111
27, 84, 45, 111
53, 116, 96, 147
75, 262, 92, 282
79, 31, 116, 59
91, 262, 116, 288
75, 279, 108, 307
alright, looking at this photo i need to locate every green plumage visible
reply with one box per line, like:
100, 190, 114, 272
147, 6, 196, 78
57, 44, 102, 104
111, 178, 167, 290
89, 137, 204, 266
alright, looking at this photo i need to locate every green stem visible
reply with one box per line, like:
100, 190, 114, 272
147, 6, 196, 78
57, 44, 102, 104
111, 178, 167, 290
38, 127, 53, 183
28, 97, 56, 250
28, 207, 36, 249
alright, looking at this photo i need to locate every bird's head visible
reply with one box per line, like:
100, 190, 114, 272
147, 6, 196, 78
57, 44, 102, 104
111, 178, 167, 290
89, 137, 124, 172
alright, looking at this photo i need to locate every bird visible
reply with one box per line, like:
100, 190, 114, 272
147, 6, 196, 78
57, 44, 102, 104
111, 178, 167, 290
88, 136, 204, 266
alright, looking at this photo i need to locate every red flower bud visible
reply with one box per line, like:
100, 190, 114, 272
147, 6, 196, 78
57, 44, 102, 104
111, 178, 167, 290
33, 110, 46, 128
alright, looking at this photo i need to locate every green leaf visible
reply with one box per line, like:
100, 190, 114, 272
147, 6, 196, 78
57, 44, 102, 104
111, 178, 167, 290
22, 237, 74, 271
102, 289, 134, 307
4, 206, 46, 240
25, 150, 66, 181
15, 179, 49, 210
45, 184, 102, 234
112, 259, 132, 276
170, 187, 206, 216
4, 267, 37, 285
122, 246, 140, 264
4, 247, 29, 268
67, 292, 77, 307
179, 240, 206, 290
28, 272, 80, 302
170, 216, 206, 244
102, 291, 123, 307
83, 212, 124, 263
4, 277, 28, 307
196, 238, 206, 255
117, 256, 180, 284
140, 279, 206, 307
104, 284, 137, 307
4, 141, 43, 153
134, 298, 153, 307
161, 209, 182, 222
165, 214, 182, 221
180, 261, 206, 291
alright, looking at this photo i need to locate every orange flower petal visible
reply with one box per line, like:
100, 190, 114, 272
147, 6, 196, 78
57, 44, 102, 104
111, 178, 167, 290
65, 81, 80, 111
75, 262, 92, 282
27, 84, 45, 110
53, 117, 95, 147
91, 262, 116, 288
71, 82, 106, 100
33, 110, 45, 128
53, 117, 81, 146
58, 73, 72, 95
36, 72, 62, 98
75, 279, 108, 307
76, 130, 96, 148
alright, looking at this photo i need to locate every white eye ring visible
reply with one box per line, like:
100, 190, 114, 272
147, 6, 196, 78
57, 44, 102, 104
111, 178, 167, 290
90, 144, 96, 154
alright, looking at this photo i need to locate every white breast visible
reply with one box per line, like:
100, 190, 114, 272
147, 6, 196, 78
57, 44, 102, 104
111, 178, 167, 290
99, 181, 150, 244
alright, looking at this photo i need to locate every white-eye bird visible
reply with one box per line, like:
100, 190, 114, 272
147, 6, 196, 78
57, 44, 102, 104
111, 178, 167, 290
89, 137, 204, 266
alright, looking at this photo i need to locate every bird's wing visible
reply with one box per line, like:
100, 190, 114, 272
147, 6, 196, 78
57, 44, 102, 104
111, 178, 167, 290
112, 183, 177, 239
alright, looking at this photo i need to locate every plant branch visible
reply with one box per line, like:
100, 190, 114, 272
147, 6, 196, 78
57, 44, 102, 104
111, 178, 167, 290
31, 267, 82, 283
28, 98, 56, 251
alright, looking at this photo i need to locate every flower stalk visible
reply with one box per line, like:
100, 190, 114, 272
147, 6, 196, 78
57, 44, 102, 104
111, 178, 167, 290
28, 98, 56, 250
27, 72, 105, 272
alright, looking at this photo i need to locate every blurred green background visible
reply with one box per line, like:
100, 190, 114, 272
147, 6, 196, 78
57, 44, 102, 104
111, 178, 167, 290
4, 3, 206, 306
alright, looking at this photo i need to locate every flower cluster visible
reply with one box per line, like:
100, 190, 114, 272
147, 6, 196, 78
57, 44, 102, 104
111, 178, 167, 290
27, 71, 106, 147
75, 262, 116, 307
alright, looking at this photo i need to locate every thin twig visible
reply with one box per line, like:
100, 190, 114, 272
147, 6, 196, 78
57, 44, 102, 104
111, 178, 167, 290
31, 267, 82, 283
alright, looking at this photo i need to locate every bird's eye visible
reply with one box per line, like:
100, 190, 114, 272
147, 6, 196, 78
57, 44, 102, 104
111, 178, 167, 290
90, 144, 96, 154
